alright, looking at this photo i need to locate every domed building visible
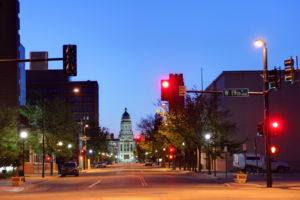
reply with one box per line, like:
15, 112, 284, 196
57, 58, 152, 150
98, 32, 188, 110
108, 108, 137, 163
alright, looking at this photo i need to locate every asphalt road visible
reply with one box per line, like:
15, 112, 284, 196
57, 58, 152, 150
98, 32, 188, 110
1, 163, 300, 200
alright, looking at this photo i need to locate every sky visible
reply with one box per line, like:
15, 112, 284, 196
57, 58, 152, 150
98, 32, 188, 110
19, 0, 300, 136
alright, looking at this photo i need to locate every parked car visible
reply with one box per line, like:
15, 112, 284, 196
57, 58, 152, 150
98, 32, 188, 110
233, 153, 290, 173
115, 161, 119, 163
106, 160, 113, 165
61, 162, 79, 177
97, 161, 106, 168
145, 160, 152, 166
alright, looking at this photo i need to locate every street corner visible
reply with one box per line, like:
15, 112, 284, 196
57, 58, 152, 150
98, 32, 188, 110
222, 182, 261, 188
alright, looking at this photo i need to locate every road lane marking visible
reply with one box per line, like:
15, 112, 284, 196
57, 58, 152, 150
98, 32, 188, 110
89, 180, 101, 188
139, 176, 147, 186
139, 177, 144, 186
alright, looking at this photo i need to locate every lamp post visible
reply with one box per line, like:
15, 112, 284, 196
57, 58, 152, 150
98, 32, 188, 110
205, 133, 211, 175
21, 132, 27, 182
182, 142, 186, 171
255, 39, 272, 187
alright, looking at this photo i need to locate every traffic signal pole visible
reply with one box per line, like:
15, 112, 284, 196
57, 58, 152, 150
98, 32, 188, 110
263, 46, 272, 188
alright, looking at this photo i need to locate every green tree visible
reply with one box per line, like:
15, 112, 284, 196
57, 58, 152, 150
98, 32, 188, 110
20, 97, 78, 175
0, 105, 22, 168
85, 122, 110, 162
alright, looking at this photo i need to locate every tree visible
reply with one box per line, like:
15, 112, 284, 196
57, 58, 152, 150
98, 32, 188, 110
20, 97, 78, 175
85, 122, 110, 162
0, 105, 22, 168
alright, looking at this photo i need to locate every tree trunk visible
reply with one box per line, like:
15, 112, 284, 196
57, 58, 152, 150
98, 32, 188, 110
198, 145, 202, 173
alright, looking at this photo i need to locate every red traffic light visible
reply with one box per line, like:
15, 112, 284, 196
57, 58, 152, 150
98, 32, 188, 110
162, 81, 169, 88
169, 155, 173, 159
136, 135, 141, 141
169, 147, 174, 152
271, 146, 280, 154
272, 122, 278, 128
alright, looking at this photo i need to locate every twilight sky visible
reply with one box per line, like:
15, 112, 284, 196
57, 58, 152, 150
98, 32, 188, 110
19, 0, 300, 136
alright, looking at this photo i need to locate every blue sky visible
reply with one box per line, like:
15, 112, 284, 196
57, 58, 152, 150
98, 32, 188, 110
19, 0, 300, 135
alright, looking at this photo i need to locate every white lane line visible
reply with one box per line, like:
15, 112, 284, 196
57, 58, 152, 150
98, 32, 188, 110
139, 176, 147, 186
139, 176, 145, 186
89, 180, 101, 188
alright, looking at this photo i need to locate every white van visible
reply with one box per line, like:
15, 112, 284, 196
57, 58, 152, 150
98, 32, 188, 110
233, 153, 290, 173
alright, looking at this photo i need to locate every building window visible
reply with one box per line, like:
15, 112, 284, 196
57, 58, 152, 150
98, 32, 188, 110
83, 107, 85, 111
83, 88, 85, 93
69, 98, 71, 102
79, 107, 81, 111
90, 106, 92, 111
75, 107, 78, 111
87, 116, 89, 120
89, 88, 92, 92
75, 116, 78, 120
86, 107, 89, 111
90, 97, 92, 102
75, 98, 78, 102
50, 89, 52, 93
72, 107, 74, 112
72, 98, 74, 102
57, 89, 60, 93
28, 99, 31, 102
79, 116, 81, 120
79, 97, 81, 102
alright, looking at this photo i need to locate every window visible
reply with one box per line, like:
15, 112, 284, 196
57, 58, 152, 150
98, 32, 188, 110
69, 98, 71, 102
87, 116, 89, 120
79, 107, 81, 111
75, 98, 78, 102
32, 99, 35, 102
86, 107, 89, 111
83, 107, 85, 111
28, 99, 31, 102
50, 89, 52, 93
79, 116, 81, 120
75, 116, 78, 120
90, 97, 92, 102
89, 88, 92, 92
86, 98, 88, 102
90, 106, 92, 111
61, 89, 64, 93
75, 107, 78, 111
58, 89, 60, 93
72, 98, 74, 102
83, 116, 86, 120
79, 97, 81, 102
83, 97, 85, 102
72, 107, 74, 112
83, 88, 85, 93
69, 89, 71, 93
61, 98, 64, 102
54, 89, 56, 93
29, 89, 31, 93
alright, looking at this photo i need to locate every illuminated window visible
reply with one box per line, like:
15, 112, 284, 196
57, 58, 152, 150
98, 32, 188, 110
87, 116, 89, 120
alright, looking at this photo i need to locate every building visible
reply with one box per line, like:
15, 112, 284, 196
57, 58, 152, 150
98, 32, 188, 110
26, 69, 99, 164
26, 69, 99, 125
201, 71, 300, 171
108, 108, 137, 163
0, 0, 26, 108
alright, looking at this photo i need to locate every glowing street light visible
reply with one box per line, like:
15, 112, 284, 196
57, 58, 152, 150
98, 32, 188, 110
68, 144, 72, 148
58, 142, 63, 146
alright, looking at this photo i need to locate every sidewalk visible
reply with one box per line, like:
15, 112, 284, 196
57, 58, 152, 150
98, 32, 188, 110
0, 172, 60, 195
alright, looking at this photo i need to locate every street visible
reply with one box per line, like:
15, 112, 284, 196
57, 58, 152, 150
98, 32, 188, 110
1, 163, 300, 200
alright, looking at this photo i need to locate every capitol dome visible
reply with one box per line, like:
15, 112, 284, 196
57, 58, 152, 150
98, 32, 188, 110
121, 108, 131, 120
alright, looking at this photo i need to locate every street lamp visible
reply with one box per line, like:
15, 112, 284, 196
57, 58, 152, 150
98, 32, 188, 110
89, 150, 92, 153
68, 144, 72, 148
255, 38, 272, 188
21, 132, 27, 182
205, 133, 211, 175
58, 142, 63, 146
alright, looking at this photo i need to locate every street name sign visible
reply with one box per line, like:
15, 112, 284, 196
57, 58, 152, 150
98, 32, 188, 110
243, 144, 247, 151
179, 86, 187, 96
223, 88, 249, 97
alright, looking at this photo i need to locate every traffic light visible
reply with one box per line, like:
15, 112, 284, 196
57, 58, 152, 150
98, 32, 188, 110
270, 146, 280, 154
80, 149, 86, 155
268, 68, 278, 89
257, 123, 264, 136
63, 44, 77, 76
284, 57, 294, 82
169, 147, 174, 153
272, 122, 278, 136
136, 135, 141, 142
168, 154, 174, 161
161, 80, 170, 101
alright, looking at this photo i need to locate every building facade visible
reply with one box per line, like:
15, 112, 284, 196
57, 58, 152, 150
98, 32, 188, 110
0, 0, 26, 108
201, 71, 300, 171
108, 108, 137, 163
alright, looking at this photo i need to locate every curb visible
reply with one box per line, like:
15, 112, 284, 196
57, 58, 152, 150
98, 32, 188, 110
222, 182, 261, 188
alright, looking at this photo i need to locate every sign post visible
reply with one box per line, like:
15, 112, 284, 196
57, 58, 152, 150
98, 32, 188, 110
243, 144, 247, 172
179, 86, 186, 96
224, 146, 228, 179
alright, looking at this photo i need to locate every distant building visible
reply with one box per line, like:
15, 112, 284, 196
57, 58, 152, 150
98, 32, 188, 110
108, 108, 137, 163
0, 0, 26, 107
202, 71, 300, 171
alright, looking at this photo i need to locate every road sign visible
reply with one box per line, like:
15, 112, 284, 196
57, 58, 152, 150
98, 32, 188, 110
223, 88, 249, 97
179, 86, 186, 96
243, 144, 247, 151
224, 146, 228, 152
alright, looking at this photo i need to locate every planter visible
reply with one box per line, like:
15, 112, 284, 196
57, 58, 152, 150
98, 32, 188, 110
233, 174, 247, 184
11, 177, 24, 186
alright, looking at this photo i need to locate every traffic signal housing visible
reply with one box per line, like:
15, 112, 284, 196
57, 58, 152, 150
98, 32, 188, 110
161, 80, 170, 101
284, 57, 294, 82
80, 149, 86, 155
268, 68, 278, 89
136, 135, 141, 142
257, 123, 264, 136
272, 122, 278, 136
63, 44, 77, 76
271, 146, 280, 154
